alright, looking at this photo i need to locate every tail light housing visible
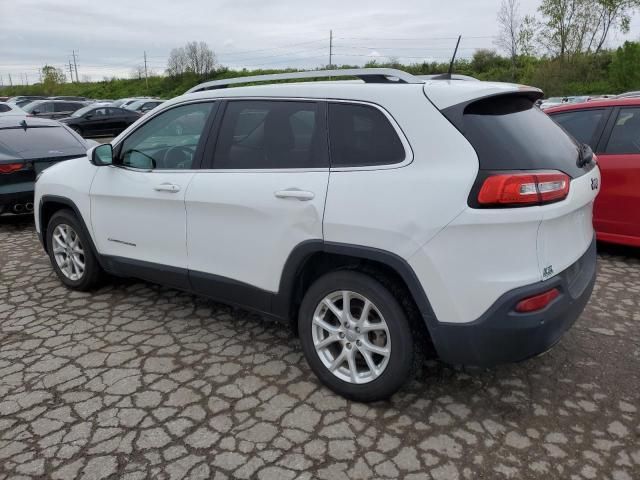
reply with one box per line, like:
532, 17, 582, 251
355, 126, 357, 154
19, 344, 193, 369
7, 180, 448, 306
478, 171, 570, 207
0, 163, 24, 174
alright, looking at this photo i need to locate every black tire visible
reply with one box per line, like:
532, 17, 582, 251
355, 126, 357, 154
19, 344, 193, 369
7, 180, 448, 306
46, 209, 103, 291
298, 270, 414, 402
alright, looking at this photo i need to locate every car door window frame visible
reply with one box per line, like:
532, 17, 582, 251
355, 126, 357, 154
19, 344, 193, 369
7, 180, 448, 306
200, 97, 413, 172
112, 100, 219, 172
600, 106, 640, 155
200, 98, 329, 172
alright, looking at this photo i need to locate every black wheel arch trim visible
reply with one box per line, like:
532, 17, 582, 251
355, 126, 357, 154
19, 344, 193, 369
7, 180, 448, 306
274, 240, 439, 328
38, 195, 105, 269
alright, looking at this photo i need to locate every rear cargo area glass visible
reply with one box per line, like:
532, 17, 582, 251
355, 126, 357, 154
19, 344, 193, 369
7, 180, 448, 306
448, 95, 591, 179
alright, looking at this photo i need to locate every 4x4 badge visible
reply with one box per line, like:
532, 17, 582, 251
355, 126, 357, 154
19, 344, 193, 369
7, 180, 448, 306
591, 178, 599, 190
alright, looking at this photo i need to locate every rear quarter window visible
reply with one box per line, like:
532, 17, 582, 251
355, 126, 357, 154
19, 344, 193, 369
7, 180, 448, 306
328, 103, 405, 167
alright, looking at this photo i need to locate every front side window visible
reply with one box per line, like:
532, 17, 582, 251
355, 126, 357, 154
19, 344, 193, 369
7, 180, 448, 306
551, 109, 606, 150
119, 102, 214, 170
605, 108, 640, 154
328, 103, 405, 167
213, 100, 327, 169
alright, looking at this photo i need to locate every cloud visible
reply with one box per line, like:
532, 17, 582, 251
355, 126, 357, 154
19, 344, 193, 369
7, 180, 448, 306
1, 0, 638, 84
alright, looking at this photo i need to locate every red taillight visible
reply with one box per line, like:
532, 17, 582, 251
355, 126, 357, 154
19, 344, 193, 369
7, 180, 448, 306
0, 163, 24, 174
478, 172, 570, 206
515, 288, 560, 313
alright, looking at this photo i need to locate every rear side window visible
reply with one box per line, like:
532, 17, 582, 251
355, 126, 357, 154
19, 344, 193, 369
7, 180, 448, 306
0, 104, 10, 113
328, 103, 405, 167
450, 95, 589, 178
213, 100, 327, 169
550, 109, 606, 150
605, 108, 640, 154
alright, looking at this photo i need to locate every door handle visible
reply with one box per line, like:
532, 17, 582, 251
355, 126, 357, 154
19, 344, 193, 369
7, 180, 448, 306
274, 189, 315, 201
154, 183, 181, 193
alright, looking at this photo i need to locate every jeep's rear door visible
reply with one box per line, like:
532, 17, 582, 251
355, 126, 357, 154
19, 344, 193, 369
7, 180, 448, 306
185, 99, 329, 311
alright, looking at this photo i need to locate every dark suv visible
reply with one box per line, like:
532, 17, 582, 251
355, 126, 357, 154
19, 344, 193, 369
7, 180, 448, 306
22, 100, 87, 120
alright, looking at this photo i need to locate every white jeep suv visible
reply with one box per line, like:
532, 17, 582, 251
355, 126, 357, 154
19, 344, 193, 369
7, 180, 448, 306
34, 69, 600, 401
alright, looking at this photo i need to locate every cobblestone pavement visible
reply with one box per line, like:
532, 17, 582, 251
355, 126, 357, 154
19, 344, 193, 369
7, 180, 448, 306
1, 216, 639, 480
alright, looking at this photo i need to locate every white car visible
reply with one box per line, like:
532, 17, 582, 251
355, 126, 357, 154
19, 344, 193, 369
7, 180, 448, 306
0, 101, 26, 116
34, 68, 600, 401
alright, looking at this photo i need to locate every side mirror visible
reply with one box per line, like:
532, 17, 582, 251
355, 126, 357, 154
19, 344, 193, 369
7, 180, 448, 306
32, 109, 40, 115
91, 144, 113, 166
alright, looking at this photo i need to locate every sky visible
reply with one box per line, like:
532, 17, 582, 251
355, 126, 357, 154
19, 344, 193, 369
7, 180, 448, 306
1, 0, 638, 85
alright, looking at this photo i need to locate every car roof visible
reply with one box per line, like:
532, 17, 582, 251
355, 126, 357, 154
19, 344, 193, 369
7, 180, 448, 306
545, 97, 640, 113
0, 115, 61, 129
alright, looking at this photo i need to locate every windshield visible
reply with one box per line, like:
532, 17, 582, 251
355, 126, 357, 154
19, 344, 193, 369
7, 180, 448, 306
72, 106, 94, 117
126, 100, 146, 110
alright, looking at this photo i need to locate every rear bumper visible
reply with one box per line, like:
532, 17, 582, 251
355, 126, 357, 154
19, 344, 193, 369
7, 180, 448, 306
0, 183, 35, 214
430, 237, 597, 367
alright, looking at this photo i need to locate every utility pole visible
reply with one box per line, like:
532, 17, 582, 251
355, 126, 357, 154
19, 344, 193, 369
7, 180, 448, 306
72, 49, 79, 83
329, 30, 333, 69
144, 51, 149, 90
68, 60, 74, 83
8, 73, 12, 87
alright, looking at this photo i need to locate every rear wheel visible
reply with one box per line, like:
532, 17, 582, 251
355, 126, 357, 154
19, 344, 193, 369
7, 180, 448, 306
47, 210, 103, 290
298, 271, 414, 402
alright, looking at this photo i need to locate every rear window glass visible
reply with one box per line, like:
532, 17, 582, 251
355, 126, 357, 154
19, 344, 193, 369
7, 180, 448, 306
328, 103, 405, 167
550, 109, 606, 150
0, 127, 85, 158
456, 95, 588, 178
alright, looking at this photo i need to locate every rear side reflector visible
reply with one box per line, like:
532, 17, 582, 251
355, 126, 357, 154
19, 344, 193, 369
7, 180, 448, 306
478, 172, 570, 206
0, 163, 24, 174
515, 288, 560, 313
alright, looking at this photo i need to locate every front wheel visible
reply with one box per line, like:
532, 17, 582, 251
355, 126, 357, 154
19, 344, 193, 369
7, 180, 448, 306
298, 271, 414, 402
47, 210, 103, 290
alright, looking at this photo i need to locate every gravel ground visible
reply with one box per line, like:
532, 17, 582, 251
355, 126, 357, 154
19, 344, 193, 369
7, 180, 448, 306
0, 215, 639, 480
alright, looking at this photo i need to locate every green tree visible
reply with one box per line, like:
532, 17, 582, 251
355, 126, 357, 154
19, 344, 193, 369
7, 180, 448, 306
610, 41, 640, 91
41, 65, 66, 94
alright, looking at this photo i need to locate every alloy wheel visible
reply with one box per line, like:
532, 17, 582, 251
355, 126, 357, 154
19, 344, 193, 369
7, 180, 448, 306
52, 224, 85, 281
312, 290, 391, 384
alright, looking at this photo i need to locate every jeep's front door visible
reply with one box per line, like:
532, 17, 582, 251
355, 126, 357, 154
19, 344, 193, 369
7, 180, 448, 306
185, 100, 329, 309
90, 101, 216, 287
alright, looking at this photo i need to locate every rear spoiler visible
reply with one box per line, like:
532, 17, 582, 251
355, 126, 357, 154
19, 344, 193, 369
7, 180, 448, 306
437, 90, 544, 132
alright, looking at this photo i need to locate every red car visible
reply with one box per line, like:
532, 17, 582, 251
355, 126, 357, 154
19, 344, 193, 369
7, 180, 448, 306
547, 99, 640, 247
